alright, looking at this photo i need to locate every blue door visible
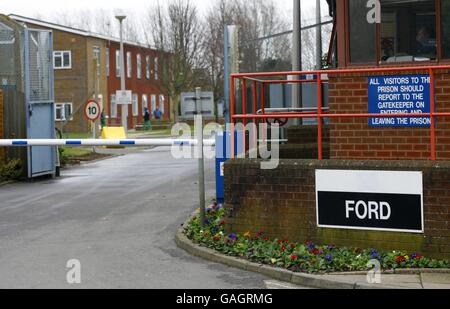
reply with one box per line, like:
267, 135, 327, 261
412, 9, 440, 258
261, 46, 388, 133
24, 29, 55, 178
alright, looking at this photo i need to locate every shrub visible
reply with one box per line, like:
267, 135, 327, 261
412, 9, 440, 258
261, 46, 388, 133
0, 158, 23, 181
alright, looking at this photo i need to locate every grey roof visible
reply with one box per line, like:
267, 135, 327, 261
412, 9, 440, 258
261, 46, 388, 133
9, 14, 156, 50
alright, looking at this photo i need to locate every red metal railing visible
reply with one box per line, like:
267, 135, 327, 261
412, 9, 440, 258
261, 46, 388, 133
230, 65, 450, 161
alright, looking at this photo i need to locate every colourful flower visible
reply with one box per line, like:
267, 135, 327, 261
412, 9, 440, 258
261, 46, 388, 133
213, 236, 221, 242
411, 253, 422, 261
290, 243, 297, 250
324, 254, 333, 262
255, 231, 264, 238
311, 248, 323, 256
263, 236, 270, 241
306, 241, 315, 250
327, 245, 336, 251
228, 233, 238, 241
290, 255, 298, 261
396, 256, 406, 263
281, 246, 287, 252
370, 249, 381, 260
219, 220, 225, 226
271, 258, 277, 264
244, 231, 252, 238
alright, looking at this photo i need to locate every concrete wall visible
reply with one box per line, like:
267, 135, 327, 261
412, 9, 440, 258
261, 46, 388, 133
224, 159, 450, 259
328, 69, 450, 160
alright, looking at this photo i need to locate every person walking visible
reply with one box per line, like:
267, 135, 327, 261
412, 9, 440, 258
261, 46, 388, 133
143, 107, 152, 131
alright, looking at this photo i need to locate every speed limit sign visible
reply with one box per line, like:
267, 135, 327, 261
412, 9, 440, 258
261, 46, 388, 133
84, 100, 101, 122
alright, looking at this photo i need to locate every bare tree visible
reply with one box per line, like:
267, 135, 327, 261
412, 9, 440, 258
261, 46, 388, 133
145, 0, 205, 122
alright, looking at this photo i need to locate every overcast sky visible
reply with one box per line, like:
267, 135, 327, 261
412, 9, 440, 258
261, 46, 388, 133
1, 0, 325, 27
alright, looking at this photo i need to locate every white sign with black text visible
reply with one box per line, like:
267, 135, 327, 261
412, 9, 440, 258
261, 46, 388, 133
315, 170, 424, 233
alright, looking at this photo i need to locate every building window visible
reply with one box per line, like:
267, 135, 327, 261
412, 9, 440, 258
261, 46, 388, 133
93, 46, 101, 76
142, 94, 148, 114
53, 51, 71, 69
442, 0, 450, 58
111, 95, 117, 118
154, 57, 159, 80
127, 51, 132, 78
106, 48, 110, 77
348, 0, 376, 63
380, 0, 436, 63
159, 95, 165, 115
55, 103, 73, 121
137, 54, 142, 79
132, 94, 138, 116
146, 55, 151, 79
116, 50, 121, 77
151, 94, 156, 113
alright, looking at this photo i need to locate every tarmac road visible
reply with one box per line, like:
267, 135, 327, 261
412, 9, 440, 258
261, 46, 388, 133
0, 147, 272, 289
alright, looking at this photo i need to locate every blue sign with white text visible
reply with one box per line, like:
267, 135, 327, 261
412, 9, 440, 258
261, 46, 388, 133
368, 75, 431, 127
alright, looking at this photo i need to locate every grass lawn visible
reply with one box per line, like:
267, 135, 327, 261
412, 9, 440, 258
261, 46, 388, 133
60, 147, 92, 158
61, 132, 93, 139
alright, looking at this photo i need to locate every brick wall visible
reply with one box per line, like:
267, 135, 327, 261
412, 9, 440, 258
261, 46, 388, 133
0, 89, 3, 162
328, 69, 450, 160
224, 159, 450, 259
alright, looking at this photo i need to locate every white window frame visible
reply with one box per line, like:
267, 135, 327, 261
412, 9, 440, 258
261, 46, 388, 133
111, 95, 117, 118
93, 46, 101, 76
146, 55, 151, 79
115, 50, 121, 77
159, 95, 165, 115
53, 51, 72, 70
54, 103, 73, 121
106, 48, 110, 77
142, 94, 148, 115
151, 94, 157, 113
132, 94, 139, 117
137, 54, 142, 79
127, 51, 132, 78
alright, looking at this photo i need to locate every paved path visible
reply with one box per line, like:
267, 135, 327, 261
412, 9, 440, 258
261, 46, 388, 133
325, 272, 450, 289
0, 147, 275, 289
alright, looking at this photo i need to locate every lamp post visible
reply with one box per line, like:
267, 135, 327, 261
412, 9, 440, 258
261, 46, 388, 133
115, 14, 128, 133
292, 0, 302, 125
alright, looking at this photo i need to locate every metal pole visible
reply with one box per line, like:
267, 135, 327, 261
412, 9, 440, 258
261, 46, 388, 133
93, 58, 99, 153
195, 87, 206, 227
316, 0, 323, 70
292, 0, 302, 125
117, 16, 128, 134
224, 26, 230, 124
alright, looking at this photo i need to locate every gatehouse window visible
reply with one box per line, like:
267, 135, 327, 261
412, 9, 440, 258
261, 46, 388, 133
346, 0, 448, 65
380, 0, 436, 63
442, 0, 450, 58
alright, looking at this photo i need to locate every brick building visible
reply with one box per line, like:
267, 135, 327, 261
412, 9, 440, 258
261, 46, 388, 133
224, 0, 450, 259
328, 0, 450, 161
10, 15, 169, 133
106, 41, 170, 129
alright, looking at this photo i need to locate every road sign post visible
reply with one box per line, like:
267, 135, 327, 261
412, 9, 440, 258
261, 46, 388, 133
195, 87, 207, 227
84, 99, 101, 152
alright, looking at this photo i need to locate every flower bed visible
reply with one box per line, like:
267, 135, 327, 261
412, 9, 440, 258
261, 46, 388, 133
183, 204, 450, 274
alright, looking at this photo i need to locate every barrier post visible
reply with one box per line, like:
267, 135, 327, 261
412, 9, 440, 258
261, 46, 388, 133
195, 87, 206, 226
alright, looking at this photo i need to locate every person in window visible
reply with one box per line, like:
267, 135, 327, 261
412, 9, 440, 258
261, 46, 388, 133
153, 107, 162, 120
143, 107, 152, 131
415, 26, 436, 56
